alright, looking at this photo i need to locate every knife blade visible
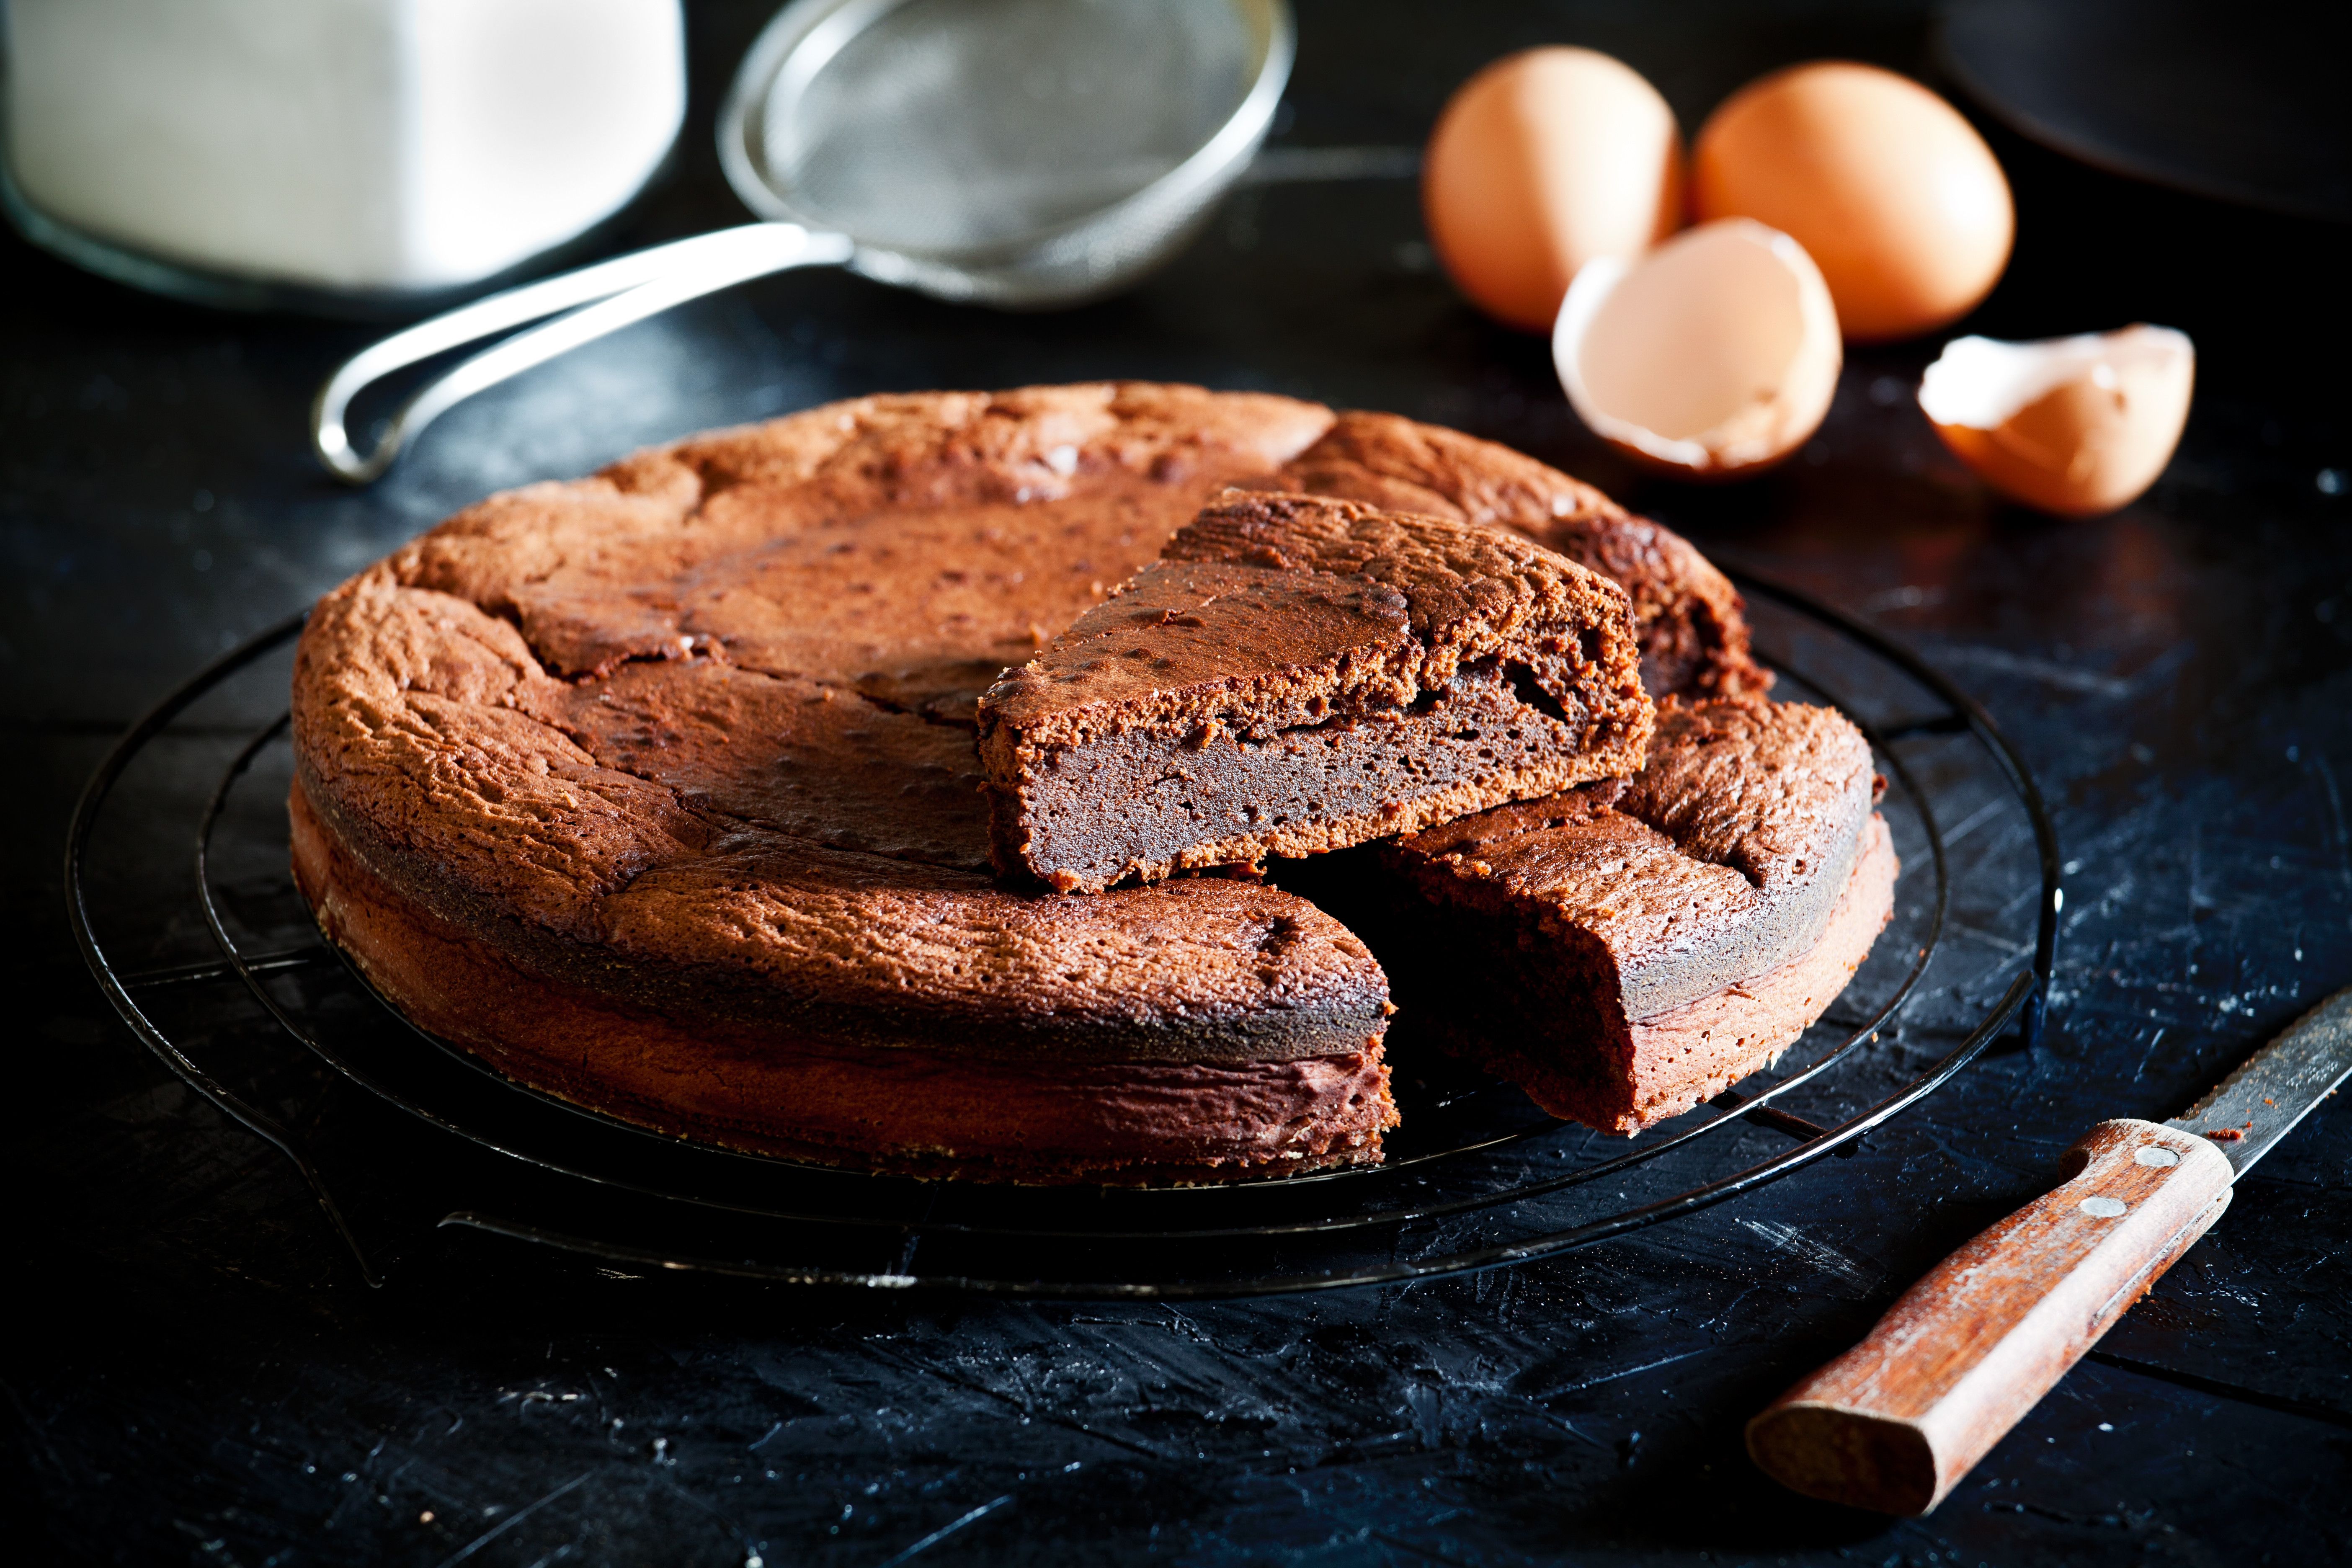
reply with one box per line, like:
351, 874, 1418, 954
1745, 985, 2352, 1516
2165, 988, 2352, 1173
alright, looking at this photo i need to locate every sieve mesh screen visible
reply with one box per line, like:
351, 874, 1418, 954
763, 0, 1254, 252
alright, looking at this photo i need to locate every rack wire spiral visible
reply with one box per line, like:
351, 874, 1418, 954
68, 569, 2060, 1297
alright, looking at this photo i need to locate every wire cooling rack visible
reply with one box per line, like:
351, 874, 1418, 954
67, 570, 2059, 1297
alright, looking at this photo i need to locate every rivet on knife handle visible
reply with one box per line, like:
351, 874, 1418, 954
1743, 1118, 2232, 1515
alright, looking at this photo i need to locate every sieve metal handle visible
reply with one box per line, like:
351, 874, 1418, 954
311, 223, 856, 485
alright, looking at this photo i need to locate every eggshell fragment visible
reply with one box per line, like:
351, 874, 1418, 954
1424, 47, 1683, 332
1694, 62, 2013, 343
1919, 325, 2195, 516
1553, 218, 1841, 478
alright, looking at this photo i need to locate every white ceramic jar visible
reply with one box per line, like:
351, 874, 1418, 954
3, 0, 686, 305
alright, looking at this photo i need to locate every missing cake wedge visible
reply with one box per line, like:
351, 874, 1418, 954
977, 489, 1654, 893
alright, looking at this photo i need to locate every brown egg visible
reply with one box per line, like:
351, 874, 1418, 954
1693, 62, 2013, 343
1553, 218, 1842, 478
1919, 325, 2195, 517
1424, 47, 1682, 332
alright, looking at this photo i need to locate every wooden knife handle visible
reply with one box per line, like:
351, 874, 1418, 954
1745, 1118, 2232, 1515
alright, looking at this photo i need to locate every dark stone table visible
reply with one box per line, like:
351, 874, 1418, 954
7, 3, 2348, 1562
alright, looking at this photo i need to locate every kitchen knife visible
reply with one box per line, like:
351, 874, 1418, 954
1745, 986, 2352, 1515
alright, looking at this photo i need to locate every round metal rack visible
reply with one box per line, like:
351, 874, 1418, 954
67, 569, 2060, 1297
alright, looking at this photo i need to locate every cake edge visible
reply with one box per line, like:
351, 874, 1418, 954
290, 775, 1401, 1185
1472, 812, 1899, 1134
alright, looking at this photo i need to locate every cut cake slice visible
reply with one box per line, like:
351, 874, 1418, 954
1292, 696, 1897, 1134
977, 489, 1654, 892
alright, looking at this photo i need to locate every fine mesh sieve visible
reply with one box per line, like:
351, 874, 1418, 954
313, 0, 1291, 484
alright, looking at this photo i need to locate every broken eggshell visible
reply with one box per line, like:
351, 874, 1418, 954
1918, 325, 2195, 516
1552, 217, 1842, 478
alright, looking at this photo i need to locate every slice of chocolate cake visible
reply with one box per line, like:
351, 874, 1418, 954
1293, 696, 1896, 1134
977, 490, 1655, 893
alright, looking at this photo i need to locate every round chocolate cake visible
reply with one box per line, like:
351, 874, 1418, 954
291, 383, 1814, 1182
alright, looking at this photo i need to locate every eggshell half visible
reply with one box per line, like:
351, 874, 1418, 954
1424, 47, 1683, 332
1919, 325, 2195, 516
1553, 218, 1842, 478
1694, 62, 2013, 343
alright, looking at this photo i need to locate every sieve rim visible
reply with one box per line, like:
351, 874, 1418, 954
715, 0, 1293, 279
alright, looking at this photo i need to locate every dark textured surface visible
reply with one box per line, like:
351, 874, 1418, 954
7, 2, 2351, 1563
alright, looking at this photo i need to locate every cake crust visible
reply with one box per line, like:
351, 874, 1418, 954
291, 778, 1394, 1181
977, 490, 1653, 891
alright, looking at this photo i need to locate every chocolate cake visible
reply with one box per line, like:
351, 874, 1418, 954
1263, 411, 1769, 698
977, 490, 1653, 892
1294, 696, 1895, 1134
289, 381, 1851, 1184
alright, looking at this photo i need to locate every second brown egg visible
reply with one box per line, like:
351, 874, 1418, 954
1693, 62, 2013, 343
